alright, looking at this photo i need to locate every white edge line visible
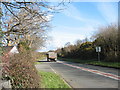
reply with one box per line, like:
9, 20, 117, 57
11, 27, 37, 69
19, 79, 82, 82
50, 65, 72, 88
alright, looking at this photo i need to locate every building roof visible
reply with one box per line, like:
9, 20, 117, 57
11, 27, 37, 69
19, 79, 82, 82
2, 46, 14, 54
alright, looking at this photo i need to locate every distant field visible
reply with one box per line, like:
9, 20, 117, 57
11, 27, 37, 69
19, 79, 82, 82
36, 55, 46, 61
38, 71, 70, 88
58, 57, 120, 69
34, 55, 46, 64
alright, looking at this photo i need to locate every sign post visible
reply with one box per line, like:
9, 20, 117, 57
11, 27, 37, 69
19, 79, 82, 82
96, 47, 101, 61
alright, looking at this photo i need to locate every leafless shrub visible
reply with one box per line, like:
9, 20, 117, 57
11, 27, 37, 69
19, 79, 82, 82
9, 51, 40, 88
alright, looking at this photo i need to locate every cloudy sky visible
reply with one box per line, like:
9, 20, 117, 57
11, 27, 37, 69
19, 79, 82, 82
39, 1, 118, 52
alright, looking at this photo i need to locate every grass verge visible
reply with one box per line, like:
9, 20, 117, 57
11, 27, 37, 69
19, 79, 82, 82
38, 71, 70, 88
34, 61, 43, 64
34, 56, 46, 65
58, 57, 120, 69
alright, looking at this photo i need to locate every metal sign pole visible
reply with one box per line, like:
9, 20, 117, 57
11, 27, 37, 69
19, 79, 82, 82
96, 46, 101, 62
98, 52, 100, 62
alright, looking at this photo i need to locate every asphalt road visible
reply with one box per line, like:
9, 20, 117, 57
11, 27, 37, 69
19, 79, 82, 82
36, 59, 119, 89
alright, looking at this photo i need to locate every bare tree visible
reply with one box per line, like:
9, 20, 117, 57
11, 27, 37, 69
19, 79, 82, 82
1, 0, 69, 49
93, 24, 118, 61
2, 8, 49, 49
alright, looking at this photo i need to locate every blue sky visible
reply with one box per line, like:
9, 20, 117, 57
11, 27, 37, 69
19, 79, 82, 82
39, 2, 118, 52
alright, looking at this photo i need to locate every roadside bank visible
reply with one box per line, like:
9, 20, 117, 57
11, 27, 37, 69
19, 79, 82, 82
35, 62, 71, 88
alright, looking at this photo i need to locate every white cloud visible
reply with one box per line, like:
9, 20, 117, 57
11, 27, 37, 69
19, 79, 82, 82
62, 4, 102, 26
62, 4, 84, 22
47, 25, 95, 49
55, 25, 95, 34
50, 32, 85, 48
43, 14, 53, 21
97, 2, 118, 24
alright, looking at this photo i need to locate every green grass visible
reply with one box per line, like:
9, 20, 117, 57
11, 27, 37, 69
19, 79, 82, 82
36, 56, 46, 61
58, 57, 120, 68
38, 71, 70, 88
34, 56, 46, 65
88, 61, 120, 68
34, 61, 43, 64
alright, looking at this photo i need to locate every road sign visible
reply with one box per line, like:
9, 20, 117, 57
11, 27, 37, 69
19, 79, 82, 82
96, 47, 101, 52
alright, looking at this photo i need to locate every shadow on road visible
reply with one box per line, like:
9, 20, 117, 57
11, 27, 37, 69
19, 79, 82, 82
36, 61, 48, 62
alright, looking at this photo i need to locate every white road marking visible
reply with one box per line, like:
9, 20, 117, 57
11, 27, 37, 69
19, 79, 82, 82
49, 64, 72, 88
50, 65, 57, 74
58, 61, 120, 80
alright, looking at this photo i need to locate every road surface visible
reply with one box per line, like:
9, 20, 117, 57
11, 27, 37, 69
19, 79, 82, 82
36, 59, 119, 89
